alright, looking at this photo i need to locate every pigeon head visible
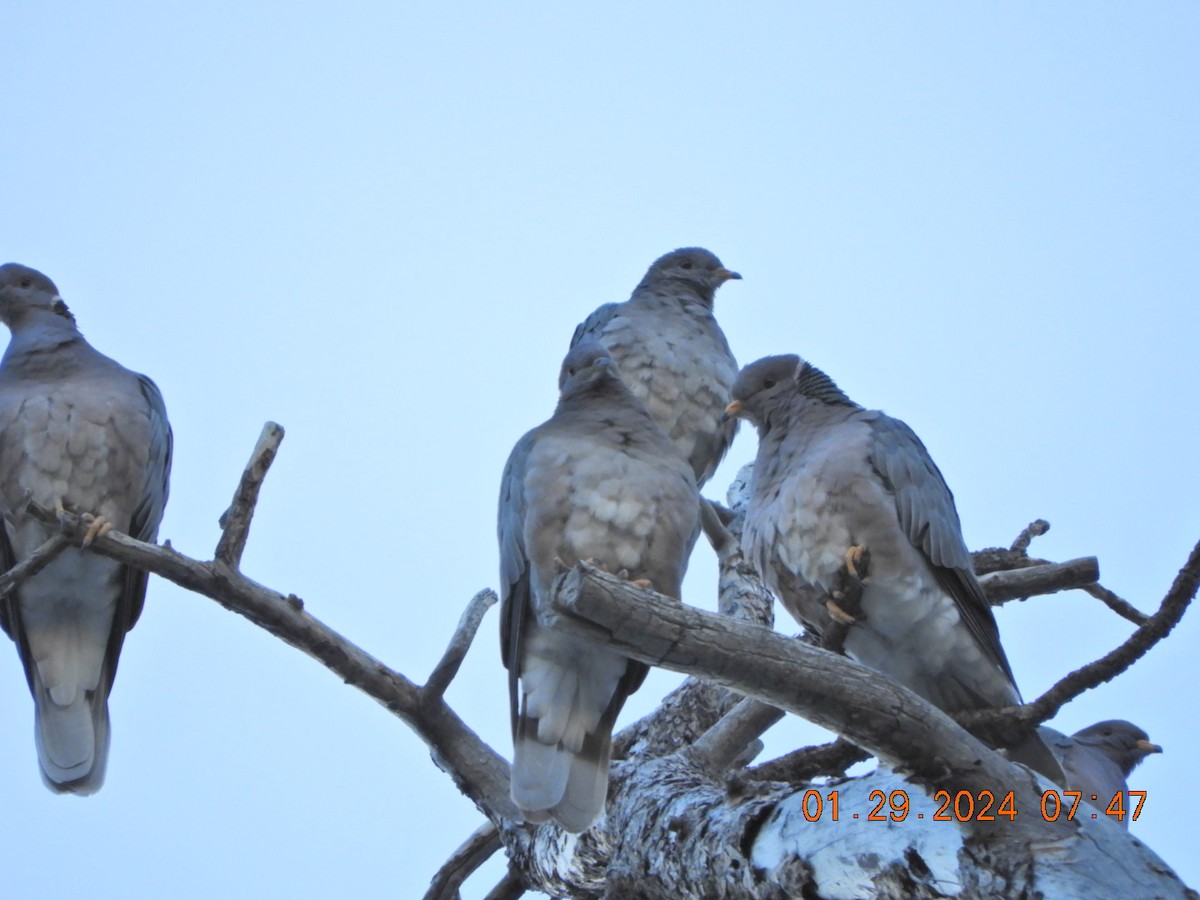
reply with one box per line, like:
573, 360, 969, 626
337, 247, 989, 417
558, 340, 621, 395
636, 247, 741, 307
1072, 720, 1162, 775
725, 354, 804, 428
0, 263, 75, 328
728, 355, 857, 431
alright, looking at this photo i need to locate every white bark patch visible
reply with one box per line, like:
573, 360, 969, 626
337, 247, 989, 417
752, 769, 964, 898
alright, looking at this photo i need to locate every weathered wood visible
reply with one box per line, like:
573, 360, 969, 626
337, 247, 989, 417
423, 822, 503, 900
215, 421, 285, 568
979, 556, 1099, 603
0, 533, 69, 599
30, 501, 519, 826
547, 564, 1058, 833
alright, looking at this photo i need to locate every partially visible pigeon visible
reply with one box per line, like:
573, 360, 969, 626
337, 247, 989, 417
571, 247, 740, 486
499, 341, 700, 831
728, 353, 1059, 780
1040, 720, 1161, 826
0, 263, 172, 794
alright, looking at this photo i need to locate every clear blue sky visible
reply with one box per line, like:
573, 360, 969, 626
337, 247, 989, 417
3, 3, 1197, 897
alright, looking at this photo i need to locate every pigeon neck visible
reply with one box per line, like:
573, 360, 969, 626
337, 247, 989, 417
558, 375, 629, 413
3, 309, 83, 359
636, 278, 714, 309
795, 362, 855, 407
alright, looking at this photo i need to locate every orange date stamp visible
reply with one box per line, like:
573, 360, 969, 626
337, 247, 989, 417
789, 789, 1147, 824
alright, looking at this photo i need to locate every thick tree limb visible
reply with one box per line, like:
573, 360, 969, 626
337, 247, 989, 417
546, 564, 1060, 835
215, 421, 285, 568
612, 490, 774, 763
526, 564, 1196, 897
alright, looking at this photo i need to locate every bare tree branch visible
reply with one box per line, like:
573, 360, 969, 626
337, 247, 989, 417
547, 564, 1061, 834
481, 870, 527, 900
612, 488, 775, 763
979, 556, 1099, 604
686, 696, 783, 774
13, 437, 1189, 898
28, 501, 519, 826
0, 533, 69, 599
698, 497, 735, 557
1020, 535, 1200, 722
1081, 581, 1150, 625
215, 421, 285, 568
425, 588, 499, 701
964, 536, 1200, 732
613, 678, 739, 762
748, 737, 870, 783
423, 822, 503, 900
1011, 517, 1050, 553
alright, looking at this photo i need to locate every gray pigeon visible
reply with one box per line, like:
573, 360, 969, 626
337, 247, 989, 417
570, 247, 740, 486
1039, 720, 1161, 826
0, 263, 172, 794
728, 354, 1059, 778
499, 341, 700, 831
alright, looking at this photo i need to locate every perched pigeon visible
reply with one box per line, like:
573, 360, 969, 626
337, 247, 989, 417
499, 341, 700, 831
728, 354, 1058, 778
570, 247, 740, 486
0, 263, 172, 794
1039, 720, 1161, 826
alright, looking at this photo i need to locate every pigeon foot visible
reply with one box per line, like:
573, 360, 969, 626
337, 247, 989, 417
844, 544, 870, 579
81, 514, 113, 547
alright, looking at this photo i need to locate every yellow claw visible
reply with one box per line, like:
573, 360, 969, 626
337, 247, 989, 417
844, 544, 869, 579
825, 598, 857, 625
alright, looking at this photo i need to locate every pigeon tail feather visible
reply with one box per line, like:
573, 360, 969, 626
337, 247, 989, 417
32, 666, 110, 795
511, 712, 612, 833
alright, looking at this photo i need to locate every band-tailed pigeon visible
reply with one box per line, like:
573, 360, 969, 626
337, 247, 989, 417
570, 247, 740, 486
499, 341, 700, 831
727, 354, 1059, 779
0, 263, 172, 794
1039, 720, 1161, 826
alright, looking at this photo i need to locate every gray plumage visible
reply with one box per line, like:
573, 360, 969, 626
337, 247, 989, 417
499, 341, 700, 831
729, 354, 1058, 779
1039, 720, 1161, 826
570, 247, 740, 487
0, 263, 172, 794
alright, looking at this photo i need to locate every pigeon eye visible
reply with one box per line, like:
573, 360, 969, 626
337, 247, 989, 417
567, 366, 577, 377
19, 279, 31, 288
763, 379, 777, 389
680, 261, 694, 270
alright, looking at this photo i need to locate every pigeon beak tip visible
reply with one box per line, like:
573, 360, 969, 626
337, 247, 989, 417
1138, 739, 1163, 754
